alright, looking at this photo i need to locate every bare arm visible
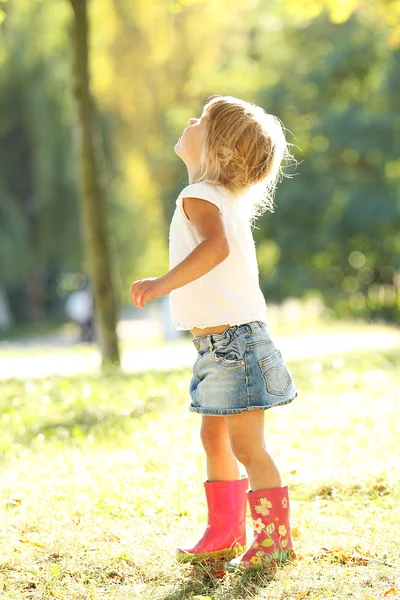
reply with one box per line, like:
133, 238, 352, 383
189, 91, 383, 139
161, 197, 230, 293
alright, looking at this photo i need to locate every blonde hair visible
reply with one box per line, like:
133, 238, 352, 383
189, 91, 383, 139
190, 95, 299, 227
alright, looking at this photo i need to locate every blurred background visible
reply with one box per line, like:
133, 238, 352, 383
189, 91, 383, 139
0, 0, 399, 375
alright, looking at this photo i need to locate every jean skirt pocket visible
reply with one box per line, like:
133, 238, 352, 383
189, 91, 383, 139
210, 334, 246, 367
258, 349, 295, 396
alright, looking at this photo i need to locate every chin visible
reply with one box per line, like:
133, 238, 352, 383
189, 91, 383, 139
175, 146, 184, 159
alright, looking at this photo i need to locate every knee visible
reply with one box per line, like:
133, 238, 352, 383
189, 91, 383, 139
200, 426, 228, 456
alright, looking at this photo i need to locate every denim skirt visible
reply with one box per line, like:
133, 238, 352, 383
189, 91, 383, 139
189, 321, 298, 416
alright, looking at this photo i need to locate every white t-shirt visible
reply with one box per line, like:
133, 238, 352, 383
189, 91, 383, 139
168, 181, 268, 330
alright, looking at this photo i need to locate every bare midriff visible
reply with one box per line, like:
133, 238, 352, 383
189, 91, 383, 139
190, 324, 232, 338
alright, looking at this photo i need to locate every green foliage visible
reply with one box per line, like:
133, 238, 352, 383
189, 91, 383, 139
252, 9, 400, 320
0, 0, 81, 309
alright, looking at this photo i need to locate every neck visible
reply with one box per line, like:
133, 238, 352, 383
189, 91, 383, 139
186, 162, 201, 182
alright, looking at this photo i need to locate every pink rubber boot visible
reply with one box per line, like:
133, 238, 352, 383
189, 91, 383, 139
176, 477, 249, 563
225, 484, 296, 571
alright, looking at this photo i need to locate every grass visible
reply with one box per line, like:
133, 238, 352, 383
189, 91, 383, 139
0, 326, 399, 599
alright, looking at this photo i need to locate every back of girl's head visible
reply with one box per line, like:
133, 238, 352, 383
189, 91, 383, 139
192, 95, 298, 226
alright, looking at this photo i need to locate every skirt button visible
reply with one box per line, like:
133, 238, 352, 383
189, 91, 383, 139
241, 360, 245, 365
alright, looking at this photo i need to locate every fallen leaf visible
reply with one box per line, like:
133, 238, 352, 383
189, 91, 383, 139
19, 537, 45, 548
292, 527, 300, 538
321, 546, 373, 566
4, 497, 22, 507
210, 569, 226, 579
296, 592, 310, 600
384, 589, 397, 597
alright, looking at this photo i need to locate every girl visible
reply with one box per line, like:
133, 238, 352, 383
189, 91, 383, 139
130, 95, 299, 571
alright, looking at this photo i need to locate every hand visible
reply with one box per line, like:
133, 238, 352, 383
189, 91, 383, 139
130, 276, 169, 309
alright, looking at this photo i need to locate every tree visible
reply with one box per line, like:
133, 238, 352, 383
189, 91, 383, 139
69, 0, 120, 367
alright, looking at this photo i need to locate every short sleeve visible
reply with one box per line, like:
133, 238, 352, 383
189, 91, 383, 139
176, 182, 222, 224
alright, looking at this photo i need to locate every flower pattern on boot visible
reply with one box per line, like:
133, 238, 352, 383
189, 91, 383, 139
236, 485, 296, 569
255, 498, 273, 516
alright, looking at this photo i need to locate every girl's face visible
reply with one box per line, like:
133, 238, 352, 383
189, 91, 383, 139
174, 113, 209, 171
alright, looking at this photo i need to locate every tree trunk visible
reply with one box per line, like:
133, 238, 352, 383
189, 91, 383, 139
69, 0, 120, 368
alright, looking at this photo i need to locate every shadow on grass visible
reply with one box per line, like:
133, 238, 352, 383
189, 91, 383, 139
159, 560, 278, 600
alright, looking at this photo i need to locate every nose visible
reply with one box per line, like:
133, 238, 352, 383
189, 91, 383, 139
189, 118, 197, 125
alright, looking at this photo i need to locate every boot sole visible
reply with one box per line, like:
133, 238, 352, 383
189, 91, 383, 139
176, 544, 247, 563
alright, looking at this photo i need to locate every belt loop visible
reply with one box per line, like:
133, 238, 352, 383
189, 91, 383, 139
248, 322, 254, 335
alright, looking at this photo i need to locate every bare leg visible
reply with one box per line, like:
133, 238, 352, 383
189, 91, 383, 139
245, 450, 283, 491
200, 415, 241, 481
224, 409, 283, 491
